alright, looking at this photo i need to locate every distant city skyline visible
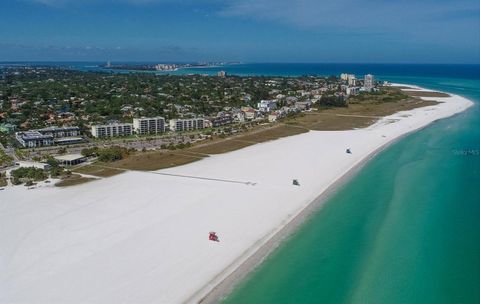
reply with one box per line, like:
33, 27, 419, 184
1, 0, 479, 63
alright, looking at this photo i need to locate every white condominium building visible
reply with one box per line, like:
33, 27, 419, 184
341, 73, 357, 85
91, 122, 133, 138
348, 75, 357, 86
340, 73, 349, 81
364, 74, 375, 89
257, 99, 277, 113
169, 118, 204, 132
133, 117, 165, 135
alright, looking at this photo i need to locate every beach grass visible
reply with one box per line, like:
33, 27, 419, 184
402, 90, 450, 97
73, 164, 125, 177
110, 151, 206, 171
239, 124, 308, 141
191, 125, 307, 155
0, 149, 13, 167
283, 112, 375, 130
189, 139, 255, 154
283, 98, 439, 131
0, 176, 7, 187
55, 174, 96, 187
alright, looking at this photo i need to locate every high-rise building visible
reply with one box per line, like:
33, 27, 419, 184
217, 70, 227, 77
341, 73, 356, 85
364, 74, 375, 89
133, 117, 165, 135
347, 74, 357, 86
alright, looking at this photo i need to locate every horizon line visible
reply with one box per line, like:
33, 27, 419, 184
1, 61, 479, 65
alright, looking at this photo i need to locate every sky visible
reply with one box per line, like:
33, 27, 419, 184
1, 0, 479, 63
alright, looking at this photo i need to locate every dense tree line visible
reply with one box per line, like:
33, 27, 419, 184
1, 67, 335, 131
316, 95, 348, 108
81, 146, 131, 162
10, 167, 47, 184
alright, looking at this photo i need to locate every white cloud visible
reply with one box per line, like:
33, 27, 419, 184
22, 0, 480, 40
218, 0, 479, 32
27, 0, 219, 7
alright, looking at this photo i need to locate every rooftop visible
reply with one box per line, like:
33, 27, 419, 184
93, 122, 133, 127
54, 154, 85, 161
54, 137, 84, 143
36, 126, 80, 132
16, 131, 53, 140
134, 116, 165, 120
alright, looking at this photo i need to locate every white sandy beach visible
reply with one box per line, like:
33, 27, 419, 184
0, 85, 474, 304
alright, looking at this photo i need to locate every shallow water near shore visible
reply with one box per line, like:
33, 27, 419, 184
222, 75, 480, 303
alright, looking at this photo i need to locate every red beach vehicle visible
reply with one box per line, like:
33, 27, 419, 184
209, 232, 219, 242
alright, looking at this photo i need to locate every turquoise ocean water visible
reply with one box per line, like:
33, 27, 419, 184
4, 62, 478, 303
195, 66, 479, 304
219, 69, 480, 303
65, 64, 480, 303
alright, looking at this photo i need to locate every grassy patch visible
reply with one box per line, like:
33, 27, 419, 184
73, 164, 124, 177
348, 86, 409, 104
402, 90, 450, 98
189, 138, 255, 154
15, 148, 30, 160
284, 113, 375, 130
239, 125, 308, 142
190, 125, 307, 154
283, 98, 438, 131
341, 98, 438, 116
110, 151, 205, 171
0, 149, 13, 167
55, 174, 96, 187
0, 176, 7, 187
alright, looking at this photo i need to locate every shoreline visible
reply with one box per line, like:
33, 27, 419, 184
0, 84, 474, 304
196, 138, 388, 303
192, 84, 475, 303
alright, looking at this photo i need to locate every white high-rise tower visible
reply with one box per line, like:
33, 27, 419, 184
364, 74, 374, 90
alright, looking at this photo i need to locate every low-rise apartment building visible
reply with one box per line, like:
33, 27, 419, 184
133, 117, 165, 135
169, 118, 204, 132
346, 87, 360, 96
295, 101, 312, 111
35, 126, 81, 138
208, 115, 233, 127
15, 131, 54, 148
15, 125, 83, 148
241, 106, 258, 120
257, 100, 277, 113
91, 122, 133, 138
